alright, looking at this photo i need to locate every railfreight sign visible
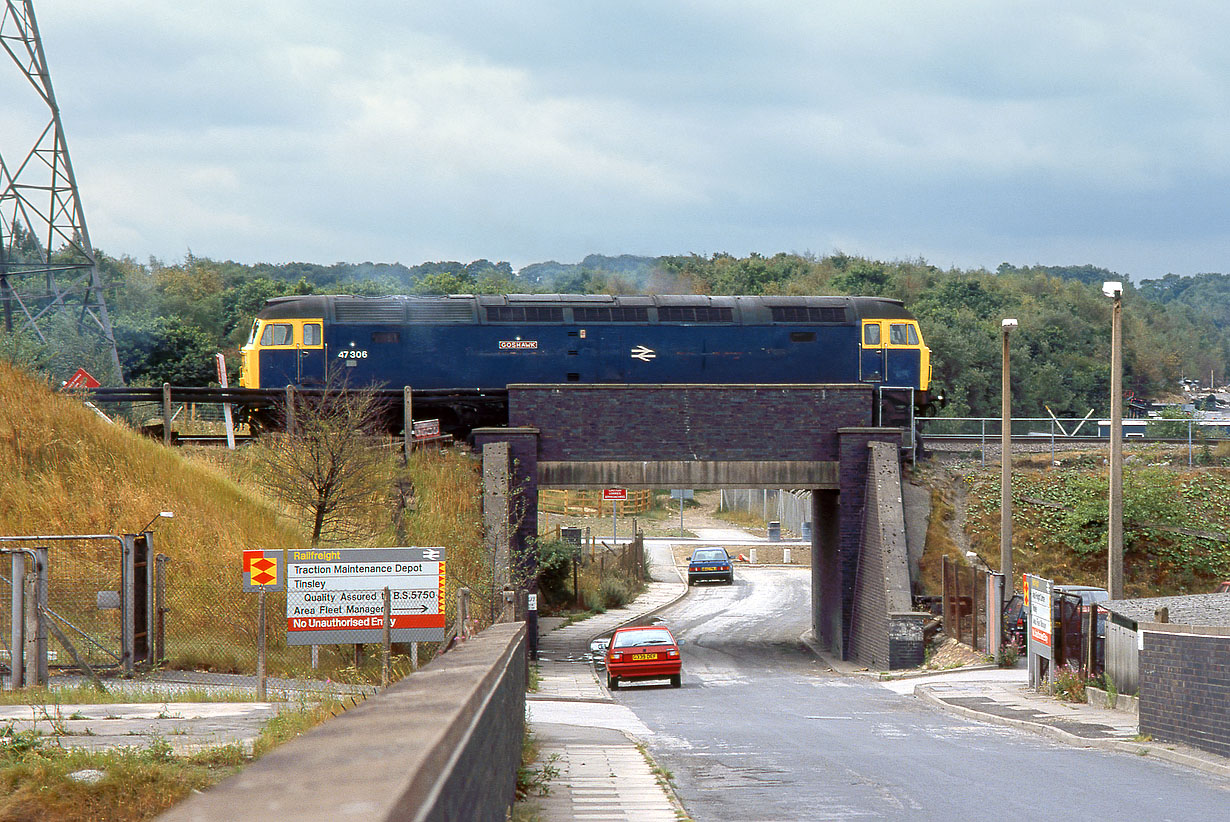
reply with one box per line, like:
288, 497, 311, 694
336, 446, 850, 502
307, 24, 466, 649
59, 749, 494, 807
285, 547, 446, 645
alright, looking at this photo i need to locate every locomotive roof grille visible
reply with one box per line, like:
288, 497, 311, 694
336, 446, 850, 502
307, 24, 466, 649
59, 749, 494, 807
769, 306, 848, 323
658, 306, 734, 323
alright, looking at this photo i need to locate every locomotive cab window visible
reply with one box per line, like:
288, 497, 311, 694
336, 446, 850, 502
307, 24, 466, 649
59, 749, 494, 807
260, 323, 293, 347
303, 323, 322, 346
862, 322, 881, 346
889, 323, 919, 346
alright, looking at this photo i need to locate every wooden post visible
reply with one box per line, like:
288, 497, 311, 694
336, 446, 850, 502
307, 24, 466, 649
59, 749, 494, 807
284, 385, 296, 436
403, 386, 412, 464
944, 556, 954, 639
162, 382, 172, 446
970, 564, 979, 652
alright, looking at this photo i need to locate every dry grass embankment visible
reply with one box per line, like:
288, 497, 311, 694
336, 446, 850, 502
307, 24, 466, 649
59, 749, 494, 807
0, 361, 488, 677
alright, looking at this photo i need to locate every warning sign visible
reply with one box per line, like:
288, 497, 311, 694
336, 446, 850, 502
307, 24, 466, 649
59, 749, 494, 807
242, 550, 284, 592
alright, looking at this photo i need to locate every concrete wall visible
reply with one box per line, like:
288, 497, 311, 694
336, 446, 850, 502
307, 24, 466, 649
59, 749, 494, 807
1138, 624, 1230, 759
158, 623, 528, 822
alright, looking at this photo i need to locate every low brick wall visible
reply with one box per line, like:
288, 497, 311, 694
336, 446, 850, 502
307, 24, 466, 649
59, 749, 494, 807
158, 623, 527, 822
1138, 623, 1230, 759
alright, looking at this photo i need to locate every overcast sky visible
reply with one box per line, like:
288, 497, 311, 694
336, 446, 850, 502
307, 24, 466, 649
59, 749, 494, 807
4, 2, 1229, 279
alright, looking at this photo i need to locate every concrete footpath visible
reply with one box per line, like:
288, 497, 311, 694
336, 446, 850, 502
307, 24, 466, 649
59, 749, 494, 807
524, 544, 689, 822
900, 669, 1230, 779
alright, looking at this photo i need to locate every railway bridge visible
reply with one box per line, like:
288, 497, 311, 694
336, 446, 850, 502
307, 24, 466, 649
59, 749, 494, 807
474, 382, 925, 668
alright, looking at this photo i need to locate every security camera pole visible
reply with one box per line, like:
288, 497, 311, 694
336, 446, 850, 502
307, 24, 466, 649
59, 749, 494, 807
1001, 318, 1017, 594
1104, 282, 1124, 598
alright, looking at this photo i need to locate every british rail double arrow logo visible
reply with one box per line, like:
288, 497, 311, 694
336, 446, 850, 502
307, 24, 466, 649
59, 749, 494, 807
630, 345, 656, 362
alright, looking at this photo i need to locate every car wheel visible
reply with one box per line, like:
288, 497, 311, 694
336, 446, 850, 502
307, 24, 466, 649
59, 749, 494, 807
670, 674, 681, 688
607, 674, 618, 690
687, 577, 694, 586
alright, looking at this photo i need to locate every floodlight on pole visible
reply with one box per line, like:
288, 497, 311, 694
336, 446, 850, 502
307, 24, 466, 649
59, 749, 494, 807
1001, 319, 1017, 594
139, 511, 174, 533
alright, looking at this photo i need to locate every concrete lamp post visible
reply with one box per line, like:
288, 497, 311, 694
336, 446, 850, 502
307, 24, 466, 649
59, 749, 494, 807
1104, 281, 1124, 599
1001, 318, 1017, 595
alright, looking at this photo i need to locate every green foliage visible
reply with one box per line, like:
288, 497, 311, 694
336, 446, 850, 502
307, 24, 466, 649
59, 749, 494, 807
535, 539, 576, 609
114, 317, 220, 386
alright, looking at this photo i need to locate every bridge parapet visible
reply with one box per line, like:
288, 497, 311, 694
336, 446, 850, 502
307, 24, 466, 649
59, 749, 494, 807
158, 623, 527, 822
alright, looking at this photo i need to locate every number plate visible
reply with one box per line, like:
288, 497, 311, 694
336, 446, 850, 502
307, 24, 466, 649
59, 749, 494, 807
631, 653, 657, 661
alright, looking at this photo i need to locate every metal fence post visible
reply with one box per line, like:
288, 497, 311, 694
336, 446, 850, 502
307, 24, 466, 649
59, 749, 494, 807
23, 570, 38, 686
382, 587, 391, 687
9, 552, 24, 689
34, 548, 47, 685
155, 554, 170, 663
120, 534, 135, 674
403, 386, 413, 464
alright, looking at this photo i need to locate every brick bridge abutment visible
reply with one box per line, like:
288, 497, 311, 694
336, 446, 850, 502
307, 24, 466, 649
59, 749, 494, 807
473, 383, 920, 666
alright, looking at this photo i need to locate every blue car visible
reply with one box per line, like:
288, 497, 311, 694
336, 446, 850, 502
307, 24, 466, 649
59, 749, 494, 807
688, 548, 734, 586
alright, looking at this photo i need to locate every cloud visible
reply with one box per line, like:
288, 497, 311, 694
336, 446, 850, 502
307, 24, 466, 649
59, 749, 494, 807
2, 1, 1228, 277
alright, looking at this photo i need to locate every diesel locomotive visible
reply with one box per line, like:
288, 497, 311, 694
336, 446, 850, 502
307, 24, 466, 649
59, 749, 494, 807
238, 293, 934, 433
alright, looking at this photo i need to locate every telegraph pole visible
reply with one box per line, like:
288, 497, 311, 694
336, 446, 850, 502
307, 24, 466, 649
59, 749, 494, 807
1105, 282, 1124, 599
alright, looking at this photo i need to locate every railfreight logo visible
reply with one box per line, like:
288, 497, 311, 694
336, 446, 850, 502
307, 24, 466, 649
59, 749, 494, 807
498, 340, 538, 350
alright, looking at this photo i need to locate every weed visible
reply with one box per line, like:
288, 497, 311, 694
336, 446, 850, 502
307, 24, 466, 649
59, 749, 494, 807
1050, 665, 1087, 702
527, 663, 541, 693
516, 730, 560, 798
995, 642, 1021, 668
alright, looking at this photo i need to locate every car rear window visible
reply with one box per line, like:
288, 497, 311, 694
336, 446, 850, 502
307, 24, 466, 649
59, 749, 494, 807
692, 549, 726, 561
612, 629, 674, 648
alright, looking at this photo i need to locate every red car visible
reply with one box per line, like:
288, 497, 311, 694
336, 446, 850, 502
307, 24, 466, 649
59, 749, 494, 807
605, 626, 682, 690
1217, 581, 1230, 594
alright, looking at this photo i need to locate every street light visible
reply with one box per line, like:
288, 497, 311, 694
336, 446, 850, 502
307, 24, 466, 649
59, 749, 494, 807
1104, 281, 1124, 599
139, 511, 174, 533
1001, 318, 1017, 594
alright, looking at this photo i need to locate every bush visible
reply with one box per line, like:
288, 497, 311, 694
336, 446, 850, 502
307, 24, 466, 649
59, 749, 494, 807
598, 576, 632, 610
535, 539, 576, 611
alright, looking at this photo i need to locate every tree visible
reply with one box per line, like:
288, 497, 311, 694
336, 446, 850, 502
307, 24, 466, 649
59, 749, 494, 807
250, 382, 394, 545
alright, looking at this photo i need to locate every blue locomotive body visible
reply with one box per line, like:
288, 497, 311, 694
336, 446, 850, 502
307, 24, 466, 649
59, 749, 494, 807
239, 294, 933, 429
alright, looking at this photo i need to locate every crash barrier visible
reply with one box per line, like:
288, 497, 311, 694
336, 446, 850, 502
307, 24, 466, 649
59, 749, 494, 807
1138, 623, 1230, 759
539, 487, 653, 516
159, 621, 528, 822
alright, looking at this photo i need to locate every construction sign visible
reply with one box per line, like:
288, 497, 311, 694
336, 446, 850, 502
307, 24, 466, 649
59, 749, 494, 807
242, 550, 285, 592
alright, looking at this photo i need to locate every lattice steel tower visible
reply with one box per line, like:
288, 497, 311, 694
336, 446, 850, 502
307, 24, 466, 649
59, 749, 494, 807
0, 0, 122, 381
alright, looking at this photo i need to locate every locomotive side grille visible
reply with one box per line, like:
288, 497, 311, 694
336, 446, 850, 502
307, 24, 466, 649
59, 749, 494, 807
406, 301, 475, 323
770, 306, 848, 323
572, 306, 650, 323
333, 299, 405, 324
658, 306, 733, 323
487, 306, 565, 322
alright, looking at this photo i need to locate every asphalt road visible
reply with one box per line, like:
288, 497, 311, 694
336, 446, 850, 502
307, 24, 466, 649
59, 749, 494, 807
614, 566, 1228, 821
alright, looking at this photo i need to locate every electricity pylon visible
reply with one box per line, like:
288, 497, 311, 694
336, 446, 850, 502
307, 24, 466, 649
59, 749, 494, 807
0, 0, 122, 382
